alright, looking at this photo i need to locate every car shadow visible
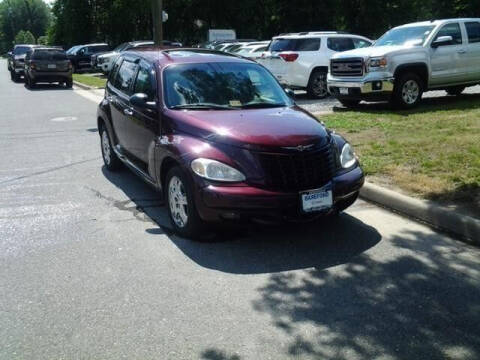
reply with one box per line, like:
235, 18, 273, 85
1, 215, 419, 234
101, 166, 381, 274
332, 91, 480, 115
24, 83, 73, 91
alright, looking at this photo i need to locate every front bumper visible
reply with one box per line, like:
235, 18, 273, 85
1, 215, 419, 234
195, 166, 364, 222
14, 66, 25, 74
327, 75, 394, 101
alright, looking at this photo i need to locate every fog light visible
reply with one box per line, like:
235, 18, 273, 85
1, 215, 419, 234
372, 81, 383, 91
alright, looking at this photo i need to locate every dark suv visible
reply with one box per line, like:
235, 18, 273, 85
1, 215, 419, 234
97, 48, 364, 238
66, 43, 109, 72
24, 47, 73, 88
8, 44, 38, 82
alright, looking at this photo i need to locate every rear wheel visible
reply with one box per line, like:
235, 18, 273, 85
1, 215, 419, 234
339, 99, 360, 108
100, 124, 122, 171
165, 166, 206, 239
391, 72, 423, 109
65, 79, 73, 88
307, 70, 328, 99
446, 86, 465, 96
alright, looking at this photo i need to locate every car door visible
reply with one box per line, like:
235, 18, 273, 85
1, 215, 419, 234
464, 21, 480, 81
107, 57, 139, 155
77, 46, 92, 69
125, 60, 159, 163
429, 22, 467, 85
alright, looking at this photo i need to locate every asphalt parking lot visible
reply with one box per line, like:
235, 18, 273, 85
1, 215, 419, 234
1, 60, 480, 360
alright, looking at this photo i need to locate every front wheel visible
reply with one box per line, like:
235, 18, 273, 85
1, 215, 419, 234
165, 166, 206, 239
307, 70, 329, 99
391, 73, 423, 109
446, 86, 465, 96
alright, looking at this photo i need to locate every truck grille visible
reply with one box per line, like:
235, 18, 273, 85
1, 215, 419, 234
330, 58, 364, 77
254, 143, 336, 192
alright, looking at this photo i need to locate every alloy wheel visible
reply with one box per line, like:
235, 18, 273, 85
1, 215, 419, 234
401, 80, 420, 105
312, 73, 328, 97
101, 130, 111, 165
168, 176, 189, 228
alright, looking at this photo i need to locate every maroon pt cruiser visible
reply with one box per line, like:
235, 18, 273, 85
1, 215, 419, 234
97, 48, 364, 238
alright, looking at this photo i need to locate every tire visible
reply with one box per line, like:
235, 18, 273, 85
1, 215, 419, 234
100, 124, 122, 171
307, 70, 329, 99
10, 70, 19, 82
339, 99, 360, 108
28, 76, 36, 89
165, 166, 206, 239
446, 86, 465, 96
391, 72, 423, 109
65, 79, 73, 88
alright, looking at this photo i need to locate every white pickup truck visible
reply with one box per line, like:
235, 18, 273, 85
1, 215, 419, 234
327, 18, 480, 108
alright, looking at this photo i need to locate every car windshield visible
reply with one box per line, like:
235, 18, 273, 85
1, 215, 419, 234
14, 46, 30, 55
163, 62, 293, 110
375, 25, 435, 46
66, 45, 81, 55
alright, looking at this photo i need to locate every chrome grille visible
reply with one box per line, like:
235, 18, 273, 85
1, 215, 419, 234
330, 58, 364, 77
253, 143, 336, 192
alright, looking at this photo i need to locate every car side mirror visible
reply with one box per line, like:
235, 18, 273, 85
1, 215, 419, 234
130, 93, 157, 110
432, 35, 453, 48
7, 51, 12, 57
285, 88, 295, 99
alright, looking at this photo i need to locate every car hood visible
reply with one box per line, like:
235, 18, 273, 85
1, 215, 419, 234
98, 52, 119, 59
168, 106, 330, 151
332, 45, 419, 59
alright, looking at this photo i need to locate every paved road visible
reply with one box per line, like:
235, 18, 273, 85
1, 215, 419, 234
1, 60, 480, 360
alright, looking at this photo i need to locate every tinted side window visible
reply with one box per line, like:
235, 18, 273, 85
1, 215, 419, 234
435, 23, 462, 45
295, 38, 321, 51
353, 38, 371, 48
466, 22, 480, 44
109, 57, 123, 83
327, 37, 355, 52
113, 60, 138, 94
134, 66, 155, 100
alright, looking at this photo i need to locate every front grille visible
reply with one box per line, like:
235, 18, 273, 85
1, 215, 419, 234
331, 58, 364, 77
254, 143, 336, 192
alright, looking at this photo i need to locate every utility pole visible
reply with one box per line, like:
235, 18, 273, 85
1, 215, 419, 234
152, 0, 164, 46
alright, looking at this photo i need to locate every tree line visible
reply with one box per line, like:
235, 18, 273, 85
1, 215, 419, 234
1, 0, 479, 53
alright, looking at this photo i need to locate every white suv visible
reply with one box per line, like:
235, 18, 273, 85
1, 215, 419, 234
258, 32, 372, 98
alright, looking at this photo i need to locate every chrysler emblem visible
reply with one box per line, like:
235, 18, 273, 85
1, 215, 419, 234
283, 144, 315, 152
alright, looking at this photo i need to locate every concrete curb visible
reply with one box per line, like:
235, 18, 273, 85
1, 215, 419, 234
73, 81, 104, 90
360, 182, 480, 244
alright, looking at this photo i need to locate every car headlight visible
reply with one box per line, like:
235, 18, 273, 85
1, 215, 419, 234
191, 158, 246, 182
340, 143, 357, 169
368, 57, 387, 71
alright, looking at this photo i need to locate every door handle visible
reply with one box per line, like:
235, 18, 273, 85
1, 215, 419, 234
123, 108, 133, 116
458, 49, 467, 54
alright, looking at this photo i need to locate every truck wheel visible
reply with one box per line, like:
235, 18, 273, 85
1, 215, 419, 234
307, 70, 328, 99
65, 79, 73, 88
339, 99, 360, 108
391, 72, 423, 109
100, 124, 122, 171
165, 166, 206, 239
446, 86, 465, 96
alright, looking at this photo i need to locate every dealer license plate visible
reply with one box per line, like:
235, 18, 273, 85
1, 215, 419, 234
339, 87, 349, 95
301, 185, 333, 213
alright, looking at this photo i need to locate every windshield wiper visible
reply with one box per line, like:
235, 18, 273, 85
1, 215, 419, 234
170, 103, 235, 110
241, 102, 287, 109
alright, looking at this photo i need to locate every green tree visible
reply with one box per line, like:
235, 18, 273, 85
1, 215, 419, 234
0, 0, 50, 51
14, 29, 35, 44
37, 35, 48, 45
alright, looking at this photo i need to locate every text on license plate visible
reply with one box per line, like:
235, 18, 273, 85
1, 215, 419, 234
339, 88, 349, 95
301, 188, 333, 212
48, 64, 56, 69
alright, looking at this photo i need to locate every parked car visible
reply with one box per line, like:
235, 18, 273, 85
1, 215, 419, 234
66, 43, 109, 73
209, 39, 258, 50
95, 41, 154, 74
97, 48, 364, 238
24, 47, 72, 88
233, 41, 271, 59
8, 44, 39, 82
258, 32, 372, 98
327, 18, 480, 109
